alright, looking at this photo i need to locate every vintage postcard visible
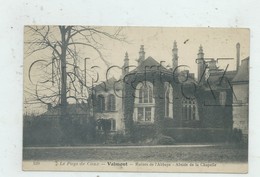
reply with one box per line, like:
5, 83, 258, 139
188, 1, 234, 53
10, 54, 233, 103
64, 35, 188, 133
23, 26, 249, 173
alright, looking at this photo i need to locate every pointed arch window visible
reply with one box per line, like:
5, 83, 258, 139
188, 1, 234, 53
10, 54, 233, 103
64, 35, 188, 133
165, 89, 170, 117
97, 95, 105, 112
134, 81, 155, 122
139, 84, 153, 103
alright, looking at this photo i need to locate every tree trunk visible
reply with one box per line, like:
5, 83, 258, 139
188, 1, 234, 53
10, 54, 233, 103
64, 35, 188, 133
60, 26, 68, 116
59, 26, 70, 145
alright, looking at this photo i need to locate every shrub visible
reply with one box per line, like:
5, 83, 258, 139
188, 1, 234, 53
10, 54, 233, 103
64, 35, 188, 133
162, 128, 229, 143
131, 124, 157, 143
155, 135, 176, 145
230, 128, 243, 143
112, 133, 131, 144
23, 116, 96, 146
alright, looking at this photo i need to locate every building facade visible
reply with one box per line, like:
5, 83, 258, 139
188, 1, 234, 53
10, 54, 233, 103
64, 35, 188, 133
91, 42, 249, 139
232, 57, 249, 140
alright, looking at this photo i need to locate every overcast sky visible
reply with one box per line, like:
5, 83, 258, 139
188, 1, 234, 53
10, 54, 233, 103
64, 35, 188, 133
75, 27, 250, 81
106, 27, 249, 74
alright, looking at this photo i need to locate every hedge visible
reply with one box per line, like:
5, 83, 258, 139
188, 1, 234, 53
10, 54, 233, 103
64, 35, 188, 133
162, 128, 229, 143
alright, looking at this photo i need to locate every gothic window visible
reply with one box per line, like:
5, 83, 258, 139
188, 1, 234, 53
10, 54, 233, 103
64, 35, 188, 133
97, 95, 105, 112
165, 82, 173, 118
135, 81, 154, 122
138, 83, 153, 103
182, 99, 198, 120
108, 94, 116, 111
165, 90, 170, 117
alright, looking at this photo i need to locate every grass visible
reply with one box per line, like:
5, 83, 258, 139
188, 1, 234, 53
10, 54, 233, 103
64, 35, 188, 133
23, 144, 248, 163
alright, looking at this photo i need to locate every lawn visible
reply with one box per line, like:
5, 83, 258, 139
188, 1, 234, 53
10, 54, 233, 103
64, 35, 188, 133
23, 144, 247, 163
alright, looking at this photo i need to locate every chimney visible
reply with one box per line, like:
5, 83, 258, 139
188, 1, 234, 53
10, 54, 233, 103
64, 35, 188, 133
197, 45, 204, 59
197, 45, 205, 83
172, 40, 178, 70
236, 43, 240, 71
122, 52, 129, 75
137, 45, 145, 65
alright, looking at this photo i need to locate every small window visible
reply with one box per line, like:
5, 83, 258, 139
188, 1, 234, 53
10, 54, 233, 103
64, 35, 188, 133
108, 94, 116, 111
182, 99, 198, 120
111, 119, 116, 131
96, 118, 116, 131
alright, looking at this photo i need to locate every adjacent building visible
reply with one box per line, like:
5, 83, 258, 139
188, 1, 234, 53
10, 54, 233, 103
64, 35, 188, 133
232, 57, 249, 140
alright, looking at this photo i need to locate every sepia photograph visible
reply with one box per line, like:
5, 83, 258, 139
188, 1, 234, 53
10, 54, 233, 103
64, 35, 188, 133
22, 26, 249, 173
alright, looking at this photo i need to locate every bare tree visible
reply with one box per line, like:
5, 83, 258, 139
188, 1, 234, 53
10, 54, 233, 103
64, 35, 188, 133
25, 26, 125, 117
